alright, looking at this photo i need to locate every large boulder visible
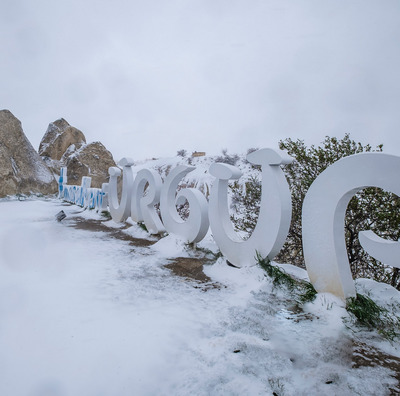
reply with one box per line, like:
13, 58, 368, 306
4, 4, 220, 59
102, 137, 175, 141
63, 141, 116, 188
0, 110, 58, 197
38, 118, 86, 161
39, 119, 116, 189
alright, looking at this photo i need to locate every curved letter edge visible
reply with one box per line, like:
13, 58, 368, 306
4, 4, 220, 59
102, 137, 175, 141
359, 230, 400, 269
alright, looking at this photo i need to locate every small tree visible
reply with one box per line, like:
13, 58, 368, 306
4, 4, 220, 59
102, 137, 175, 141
231, 135, 400, 289
230, 175, 261, 237
278, 135, 400, 288
215, 149, 240, 166
275, 135, 378, 266
177, 149, 187, 157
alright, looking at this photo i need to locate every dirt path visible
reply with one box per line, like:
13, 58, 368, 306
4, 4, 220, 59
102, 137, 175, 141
66, 215, 216, 285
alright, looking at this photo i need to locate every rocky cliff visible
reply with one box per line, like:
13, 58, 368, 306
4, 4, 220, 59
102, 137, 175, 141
0, 110, 58, 197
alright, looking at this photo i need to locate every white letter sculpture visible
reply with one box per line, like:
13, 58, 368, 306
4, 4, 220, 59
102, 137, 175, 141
160, 165, 209, 243
208, 148, 293, 267
77, 176, 91, 207
108, 158, 134, 223
302, 153, 400, 299
131, 169, 165, 234
359, 231, 400, 270
100, 183, 109, 210
58, 167, 67, 198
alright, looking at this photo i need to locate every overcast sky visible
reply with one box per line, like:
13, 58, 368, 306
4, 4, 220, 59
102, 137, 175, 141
1, 0, 399, 161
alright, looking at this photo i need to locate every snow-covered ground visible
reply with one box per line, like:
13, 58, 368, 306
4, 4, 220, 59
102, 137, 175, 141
0, 198, 399, 396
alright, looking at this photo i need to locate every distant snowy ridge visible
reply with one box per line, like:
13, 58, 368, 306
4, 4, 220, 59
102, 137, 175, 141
126, 150, 259, 198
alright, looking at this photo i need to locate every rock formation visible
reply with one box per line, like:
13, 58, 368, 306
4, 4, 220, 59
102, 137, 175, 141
39, 119, 116, 188
39, 118, 86, 161
63, 142, 116, 187
0, 110, 58, 197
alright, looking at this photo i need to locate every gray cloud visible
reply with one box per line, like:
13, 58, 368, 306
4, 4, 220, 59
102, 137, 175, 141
1, 0, 399, 161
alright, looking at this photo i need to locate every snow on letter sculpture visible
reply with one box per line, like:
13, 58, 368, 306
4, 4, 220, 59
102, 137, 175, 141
108, 158, 134, 223
208, 148, 293, 267
131, 169, 165, 234
58, 167, 67, 198
302, 153, 400, 299
160, 165, 209, 243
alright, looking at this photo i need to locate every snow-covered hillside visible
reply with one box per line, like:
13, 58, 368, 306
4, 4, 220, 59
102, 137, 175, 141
125, 150, 258, 197
0, 198, 399, 395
